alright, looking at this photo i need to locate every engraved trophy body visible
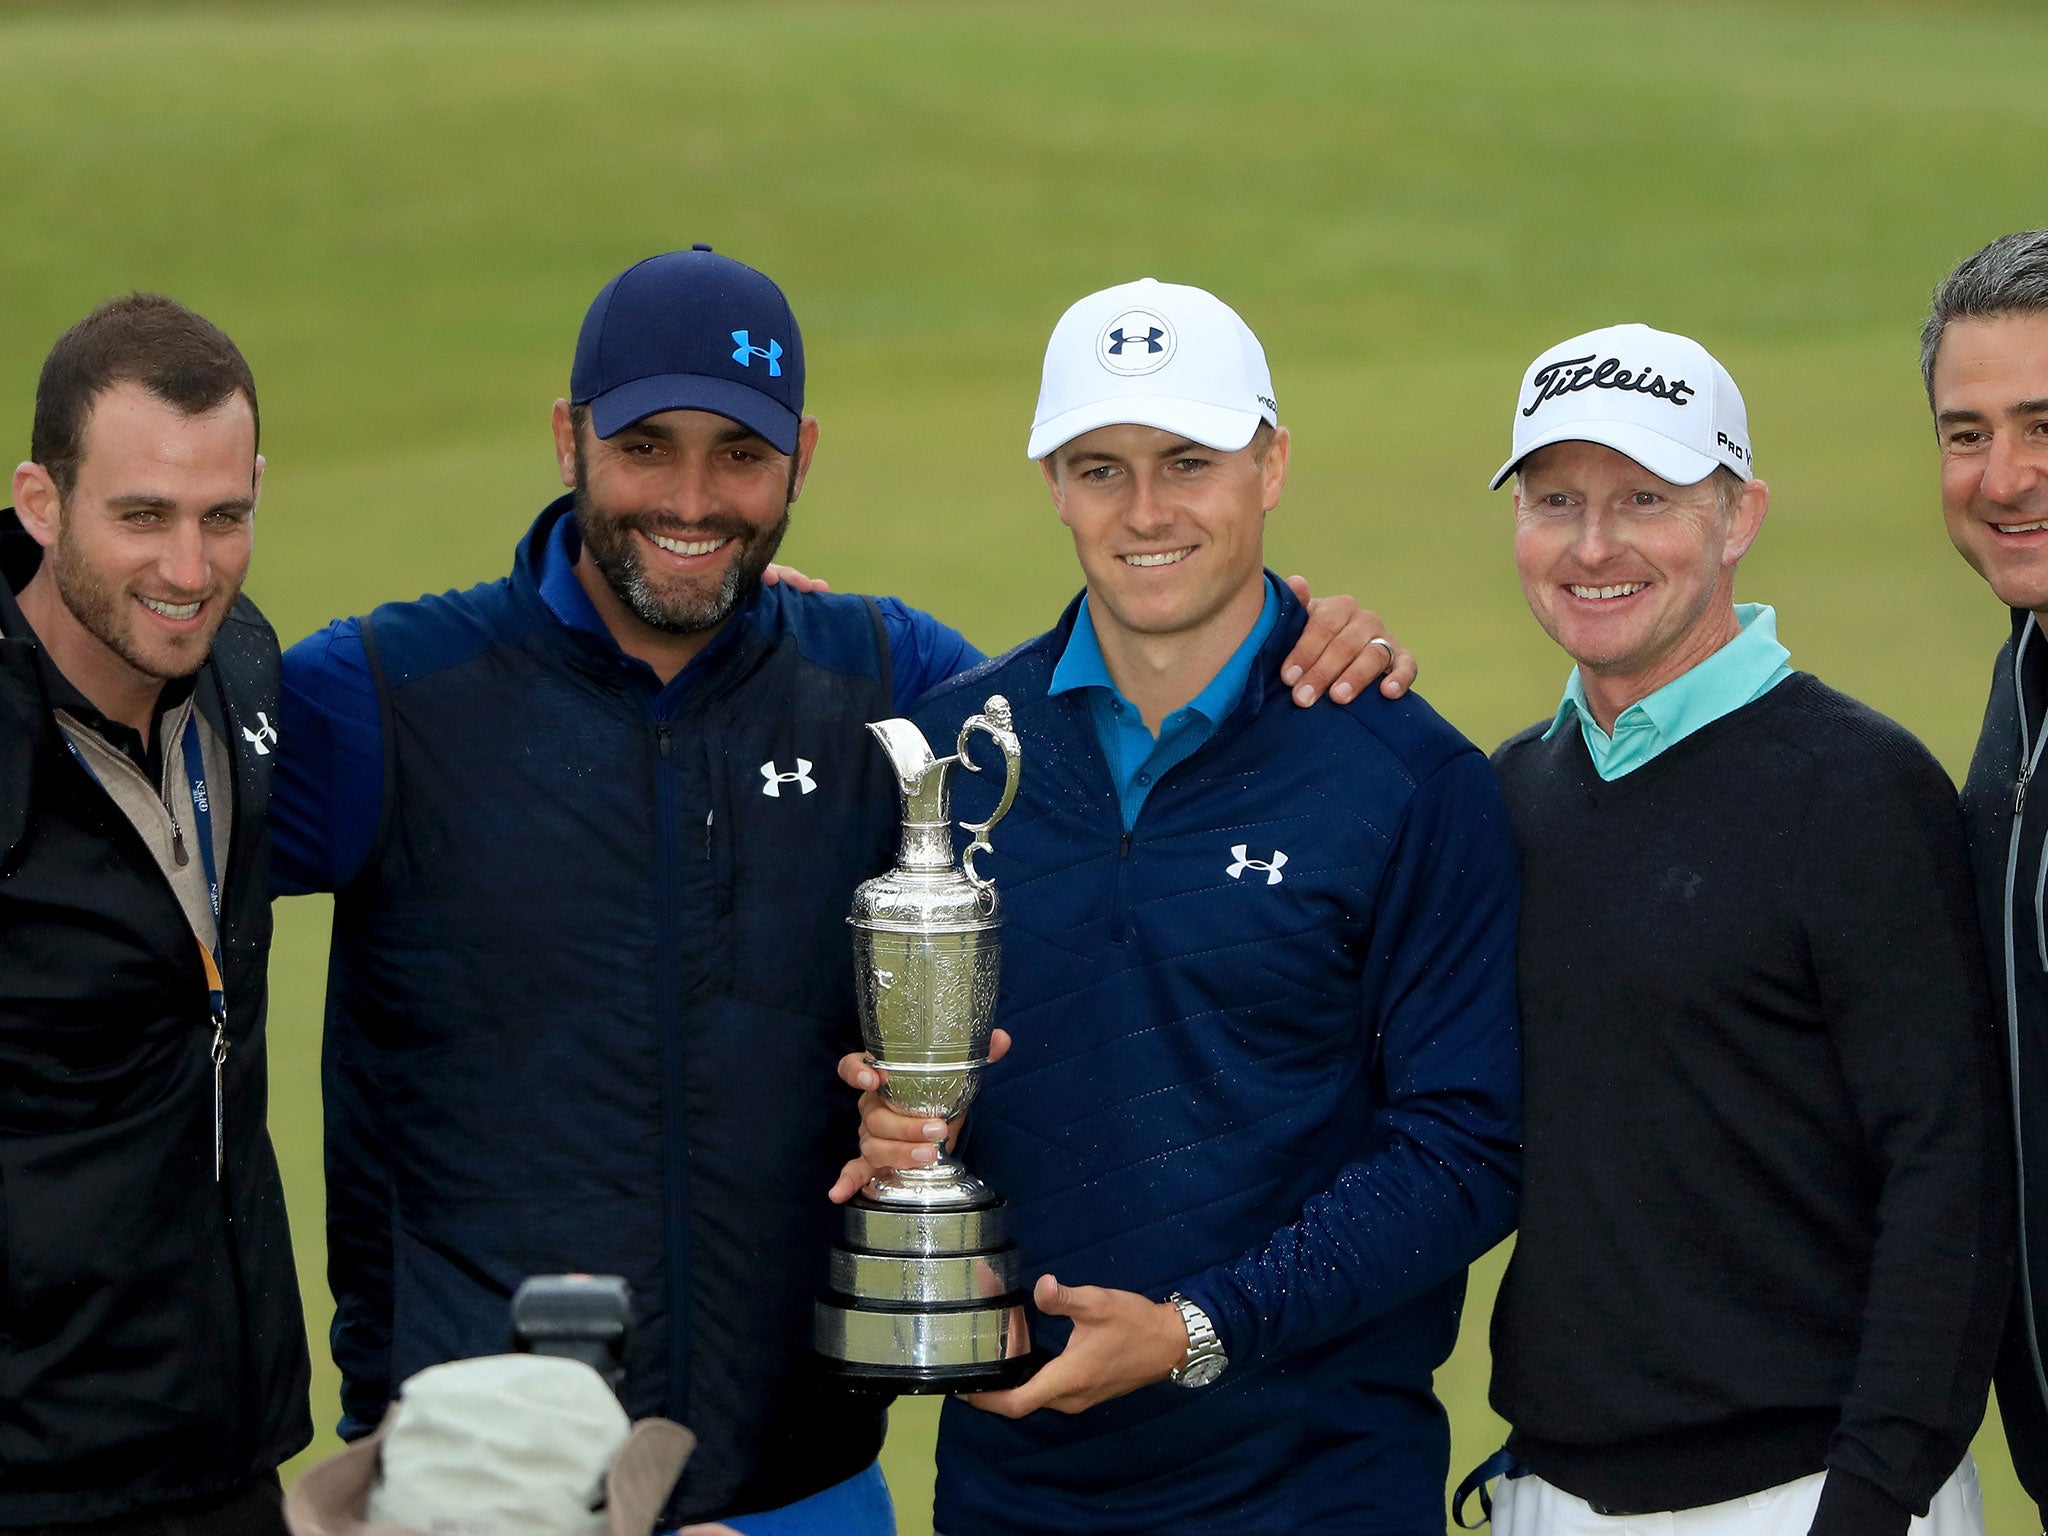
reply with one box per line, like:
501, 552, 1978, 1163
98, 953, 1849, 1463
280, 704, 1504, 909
813, 696, 1035, 1390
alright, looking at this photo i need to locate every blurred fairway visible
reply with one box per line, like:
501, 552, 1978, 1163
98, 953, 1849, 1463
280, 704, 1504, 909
3, 0, 2046, 1528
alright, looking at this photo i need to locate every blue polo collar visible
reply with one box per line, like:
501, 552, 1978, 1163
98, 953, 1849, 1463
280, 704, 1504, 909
1050, 576, 1280, 829
1051, 580, 1279, 721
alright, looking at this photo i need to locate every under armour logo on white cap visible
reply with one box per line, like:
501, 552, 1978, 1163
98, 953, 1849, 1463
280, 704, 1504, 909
1028, 278, 1277, 461
1097, 308, 1176, 376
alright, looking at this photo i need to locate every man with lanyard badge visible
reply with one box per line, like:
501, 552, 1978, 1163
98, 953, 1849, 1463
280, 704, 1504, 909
0, 295, 308, 1531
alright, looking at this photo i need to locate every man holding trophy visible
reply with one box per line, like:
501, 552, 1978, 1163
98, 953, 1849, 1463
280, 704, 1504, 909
276, 248, 1415, 1536
832, 279, 1523, 1533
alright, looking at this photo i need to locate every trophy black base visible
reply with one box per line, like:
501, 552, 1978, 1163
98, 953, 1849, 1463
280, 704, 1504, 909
814, 1190, 1034, 1391
825, 1341, 1046, 1395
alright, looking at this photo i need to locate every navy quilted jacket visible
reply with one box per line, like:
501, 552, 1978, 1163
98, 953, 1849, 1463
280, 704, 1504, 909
926, 582, 1522, 1536
300, 503, 905, 1524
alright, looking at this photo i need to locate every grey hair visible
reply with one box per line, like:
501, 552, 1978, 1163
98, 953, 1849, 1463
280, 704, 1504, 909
1711, 465, 1746, 515
1920, 230, 2048, 403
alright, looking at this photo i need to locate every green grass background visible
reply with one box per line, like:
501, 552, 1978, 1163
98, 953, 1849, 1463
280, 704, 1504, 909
2, 1, 2042, 1527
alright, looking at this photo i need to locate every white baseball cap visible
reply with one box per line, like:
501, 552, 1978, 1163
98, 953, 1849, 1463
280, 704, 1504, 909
285, 1354, 694, 1536
1490, 322, 1754, 490
1027, 278, 1278, 460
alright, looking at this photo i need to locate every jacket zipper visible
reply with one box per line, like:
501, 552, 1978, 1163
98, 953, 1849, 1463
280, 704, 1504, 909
2006, 616, 2048, 1410
651, 715, 692, 1423
159, 742, 191, 868
1112, 829, 1133, 943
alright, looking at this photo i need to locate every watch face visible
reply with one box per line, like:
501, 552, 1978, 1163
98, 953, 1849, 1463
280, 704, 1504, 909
1178, 1353, 1226, 1388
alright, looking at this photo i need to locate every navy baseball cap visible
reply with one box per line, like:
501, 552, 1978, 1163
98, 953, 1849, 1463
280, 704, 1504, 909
570, 245, 805, 453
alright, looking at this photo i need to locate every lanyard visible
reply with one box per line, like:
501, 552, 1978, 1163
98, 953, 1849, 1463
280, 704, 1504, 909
180, 719, 230, 1181
64, 707, 231, 1180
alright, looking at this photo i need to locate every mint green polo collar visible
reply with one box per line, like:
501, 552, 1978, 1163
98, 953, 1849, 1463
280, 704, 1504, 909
1545, 602, 1793, 781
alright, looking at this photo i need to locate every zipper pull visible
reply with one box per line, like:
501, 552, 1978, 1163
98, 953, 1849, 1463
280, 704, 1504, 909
2021, 766, 2033, 817
169, 808, 190, 868
211, 1011, 228, 1181
704, 808, 714, 860
656, 723, 674, 759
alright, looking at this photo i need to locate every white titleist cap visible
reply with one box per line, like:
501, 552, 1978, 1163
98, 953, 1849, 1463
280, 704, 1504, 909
1490, 322, 1754, 490
1027, 278, 1278, 460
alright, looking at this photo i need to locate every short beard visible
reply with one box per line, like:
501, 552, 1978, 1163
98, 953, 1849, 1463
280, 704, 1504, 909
571, 433, 790, 636
50, 510, 226, 680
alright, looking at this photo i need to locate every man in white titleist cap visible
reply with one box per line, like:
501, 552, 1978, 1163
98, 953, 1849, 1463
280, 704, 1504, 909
1462, 323, 2009, 1536
833, 278, 1523, 1534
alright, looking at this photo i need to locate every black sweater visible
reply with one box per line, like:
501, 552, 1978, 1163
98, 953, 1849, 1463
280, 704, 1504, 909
1489, 673, 2011, 1528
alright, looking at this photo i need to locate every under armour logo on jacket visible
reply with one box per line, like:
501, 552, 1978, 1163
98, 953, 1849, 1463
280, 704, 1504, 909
760, 758, 816, 797
1226, 845, 1287, 885
731, 331, 783, 376
242, 712, 279, 755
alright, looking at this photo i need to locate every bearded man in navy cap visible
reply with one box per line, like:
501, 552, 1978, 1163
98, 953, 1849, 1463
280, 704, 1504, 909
271, 248, 1408, 1535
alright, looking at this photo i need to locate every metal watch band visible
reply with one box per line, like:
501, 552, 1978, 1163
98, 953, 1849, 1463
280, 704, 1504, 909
1167, 1291, 1227, 1387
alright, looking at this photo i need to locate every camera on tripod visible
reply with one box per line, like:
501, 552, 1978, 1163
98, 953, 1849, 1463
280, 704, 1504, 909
511, 1272, 634, 1399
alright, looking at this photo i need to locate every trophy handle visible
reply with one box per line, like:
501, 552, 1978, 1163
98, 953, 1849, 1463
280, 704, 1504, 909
956, 695, 1020, 892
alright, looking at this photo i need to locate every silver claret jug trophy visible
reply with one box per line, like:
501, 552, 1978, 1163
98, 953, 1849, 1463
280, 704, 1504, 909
814, 696, 1037, 1391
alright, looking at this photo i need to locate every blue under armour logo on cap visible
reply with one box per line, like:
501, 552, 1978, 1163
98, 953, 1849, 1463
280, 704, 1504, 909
1105, 325, 1165, 356
731, 331, 783, 376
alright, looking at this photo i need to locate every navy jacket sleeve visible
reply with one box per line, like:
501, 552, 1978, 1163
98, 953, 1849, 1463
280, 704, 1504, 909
273, 618, 384, 897
274, 617, 397, 1437
876, 597, 983, 714
1178, 747, 1522, 1366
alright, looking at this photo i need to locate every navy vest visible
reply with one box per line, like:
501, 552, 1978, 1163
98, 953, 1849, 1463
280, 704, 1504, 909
322, 505, 898, 1523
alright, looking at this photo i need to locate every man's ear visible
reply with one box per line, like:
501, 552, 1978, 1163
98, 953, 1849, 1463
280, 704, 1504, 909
1259, 426, 1292, 513
1722, 478, 1770, 568
550, 400, 578, 489
1039, 455, 1072, 526
12, 462, 60, 550
787, 415, 821, 503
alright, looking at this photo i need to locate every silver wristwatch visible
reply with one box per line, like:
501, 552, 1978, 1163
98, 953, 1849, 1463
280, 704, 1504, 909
1166, 1292, 1227, 1388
